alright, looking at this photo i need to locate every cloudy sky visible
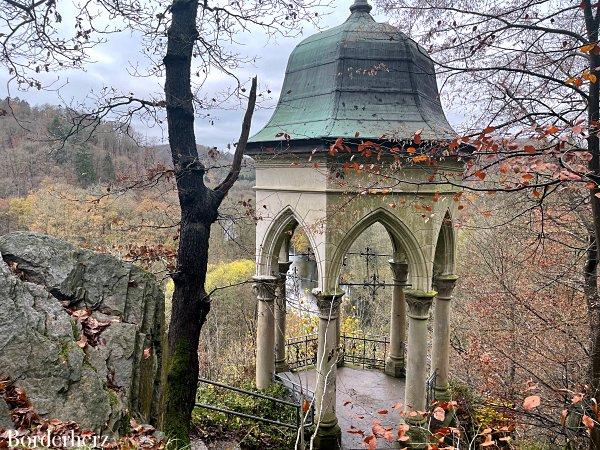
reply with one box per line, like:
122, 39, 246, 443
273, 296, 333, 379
0, 0, 463, 150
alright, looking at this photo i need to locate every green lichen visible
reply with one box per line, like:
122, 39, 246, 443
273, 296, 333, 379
404, 288, 437, 298
107, 389, 119, 408
58, 340, 71, 361
70, 319, 80, 339
162, 339, 194, 448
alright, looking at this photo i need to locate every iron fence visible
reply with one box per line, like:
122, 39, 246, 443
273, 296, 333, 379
195, 377, 313, 430
340, 333, 389, 370
274, 372, 315, 428
285, 333, 390, 371
285, 333, 318, 370
426, 370, 437, 408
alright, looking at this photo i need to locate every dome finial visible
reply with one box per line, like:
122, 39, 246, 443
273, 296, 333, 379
350, 0, 372, 14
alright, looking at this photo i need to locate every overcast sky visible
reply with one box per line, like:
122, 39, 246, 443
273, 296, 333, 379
0, 1, 464, 151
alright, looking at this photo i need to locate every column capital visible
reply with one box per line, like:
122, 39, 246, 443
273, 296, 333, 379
433, 275, 458, 300
388, 260, 409, 284
312, 289, 344, 319
404, 289, 436, 320
253, 275, 278, 302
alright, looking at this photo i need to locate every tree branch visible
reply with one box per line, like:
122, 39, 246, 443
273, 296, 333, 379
215, 76, 257, 194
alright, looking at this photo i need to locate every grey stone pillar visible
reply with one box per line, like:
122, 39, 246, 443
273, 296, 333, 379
275, 261, 292, 373
404, 289, 435, 423
313, 290, 344, 450
385, 260, 409, 378
335, 314, 343, 367
431, 275, 458, 401
254, 276, 278, 389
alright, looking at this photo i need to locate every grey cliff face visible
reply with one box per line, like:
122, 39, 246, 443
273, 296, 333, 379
0, 232, 165, 435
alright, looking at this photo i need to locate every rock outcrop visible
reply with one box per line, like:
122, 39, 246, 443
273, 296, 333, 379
0, 232, 165, 434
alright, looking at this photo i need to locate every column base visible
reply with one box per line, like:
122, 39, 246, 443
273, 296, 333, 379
434, 384, 451, 402
405, 416, 429, 449
313, 422, 342, 450
385, 356, 405, 378
275, 360, 289, 373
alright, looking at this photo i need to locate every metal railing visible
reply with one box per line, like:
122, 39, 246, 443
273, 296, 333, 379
274, 372, 315, 428
285, 333, 318, 370
195, 377, 313, 430
340, 333, 389, 370
285, 333, 390, 371
426, 370, 437, 408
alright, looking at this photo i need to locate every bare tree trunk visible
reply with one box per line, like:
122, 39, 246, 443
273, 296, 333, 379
161, 1, 212, 445
160, 1, 257, 445
586, 8, 600, 446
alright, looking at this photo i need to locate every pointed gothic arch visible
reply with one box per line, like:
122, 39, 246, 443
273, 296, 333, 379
433, 210, 456, 278
327, 208, 430, 292
257, 205, 322, 281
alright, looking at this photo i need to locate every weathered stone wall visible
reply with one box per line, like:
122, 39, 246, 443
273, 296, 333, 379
253, 155, 463, 292
0, 232, 165, 434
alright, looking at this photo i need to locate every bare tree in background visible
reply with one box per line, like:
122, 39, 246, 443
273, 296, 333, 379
0, 0, 326, 445
373, 0, 600, 447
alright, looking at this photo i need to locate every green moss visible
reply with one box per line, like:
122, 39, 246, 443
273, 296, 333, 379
193, 381, 298, 449
515, 440, 554, 450
162, 339, 194, 448
70, 319, 80, 339
58, 340, 71, 361
107, 389, 119, 407
404, 289, 437, 298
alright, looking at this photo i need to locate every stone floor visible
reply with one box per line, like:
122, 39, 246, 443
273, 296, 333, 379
283, 366, 407, 449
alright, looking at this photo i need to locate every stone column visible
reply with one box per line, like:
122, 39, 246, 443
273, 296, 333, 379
275, 261, 292, 373
313, 290, 344, 450
254, 276, 278, 389
385, 260, 409, 378
431, 275, 458, 401
404, 289, 436, 422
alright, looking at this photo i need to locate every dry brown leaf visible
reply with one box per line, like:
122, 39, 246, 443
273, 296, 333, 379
523, 395, 541, 411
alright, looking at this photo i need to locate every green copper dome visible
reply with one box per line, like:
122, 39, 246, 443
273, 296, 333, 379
247, 0, 455, 151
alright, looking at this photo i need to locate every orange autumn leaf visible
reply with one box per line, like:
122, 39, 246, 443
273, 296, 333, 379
398, 424, 410, 442
364, 435, 377, 450
581, 43, 596, 53
475, 170, 486, 180
522, 173, 534, 181
413, 130, 423, 144
583, 414, 595, 430
302, 399, 310, 413
560, 409, 568, 426
523, 395, 541, 411
372, 419, 386, 436
524, 145, 536, 153
584, 71, 598, 83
